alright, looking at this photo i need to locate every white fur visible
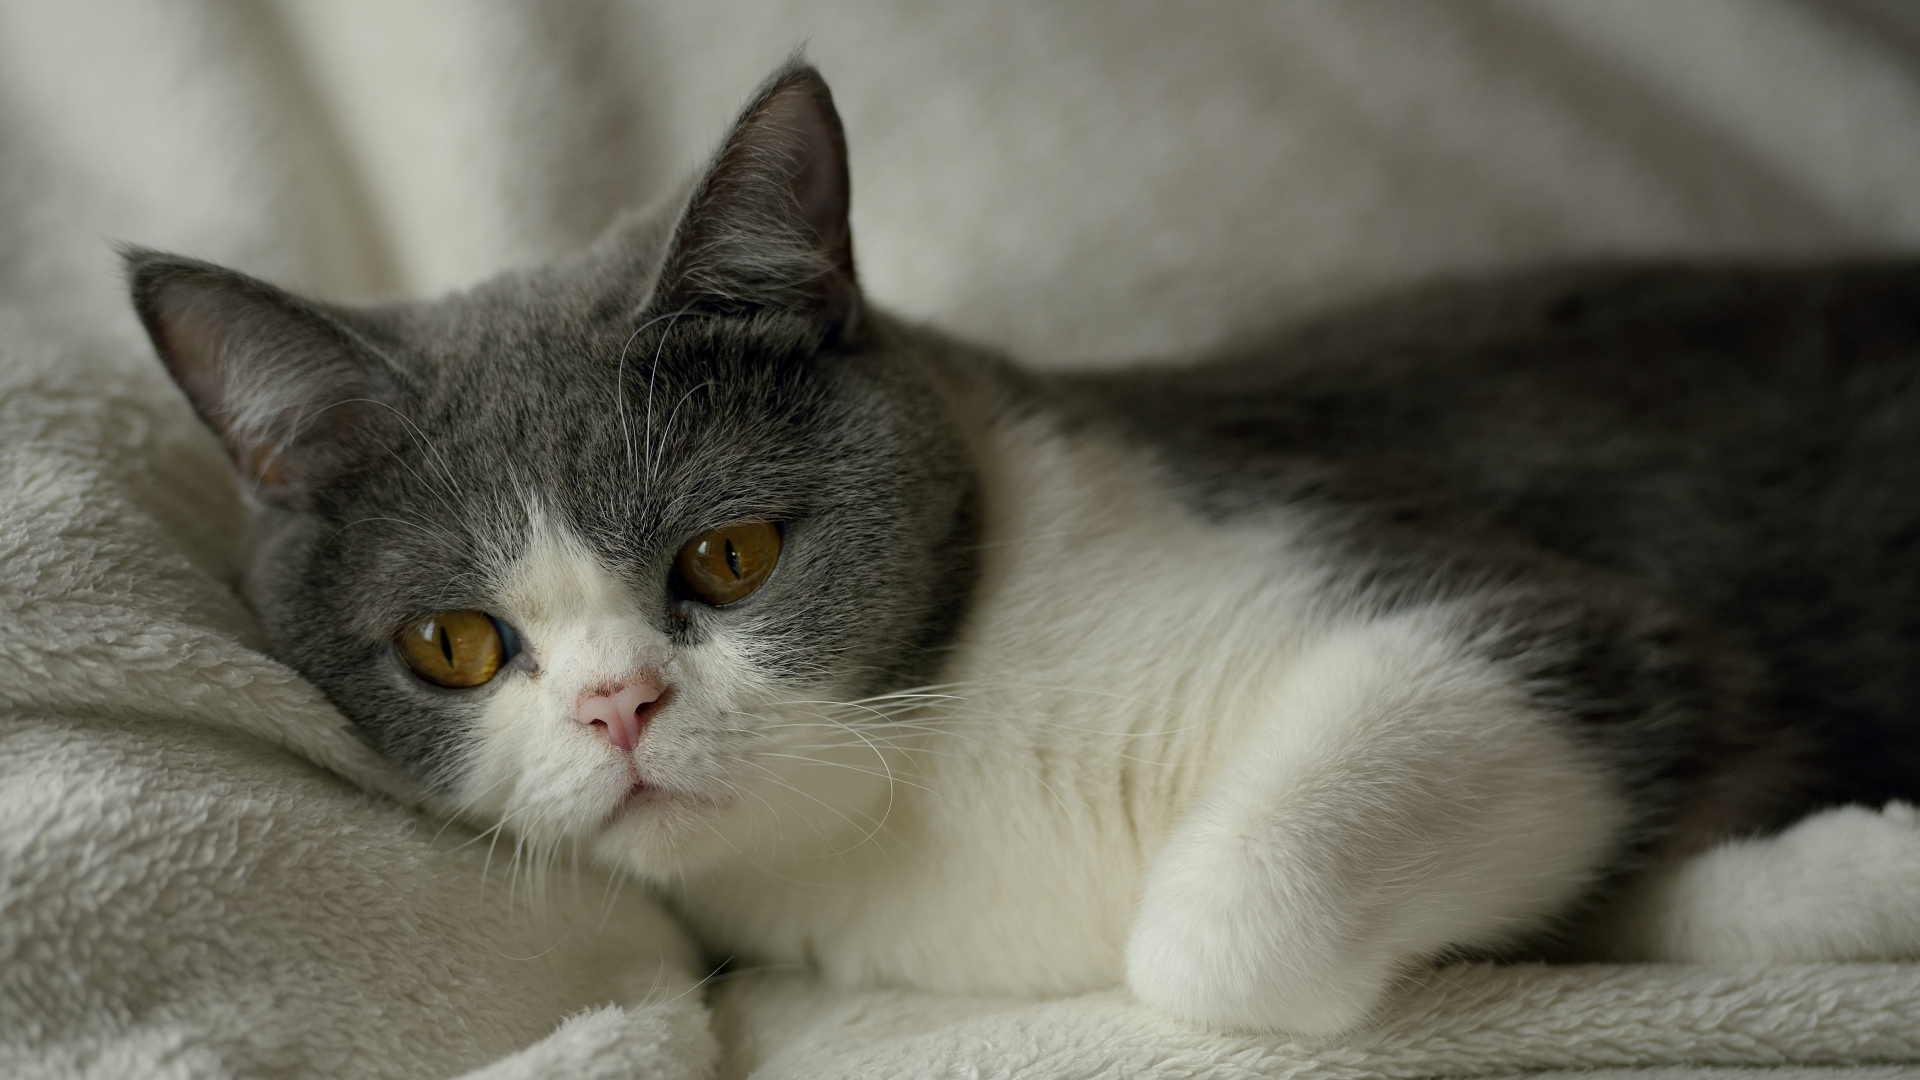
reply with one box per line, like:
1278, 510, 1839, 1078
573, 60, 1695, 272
661, 416, 1326, 999
455, 504, 898, 882
1616, 802, 1920, 964
1125, 614, 1623, 1033
459, 509, 664, 846
466, 414, 1626, 1032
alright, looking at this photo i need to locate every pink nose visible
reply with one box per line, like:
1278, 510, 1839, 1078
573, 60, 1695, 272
575, 680, 663, 753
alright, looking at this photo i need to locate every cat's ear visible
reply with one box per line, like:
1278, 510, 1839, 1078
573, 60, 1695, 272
125, 249, 393, 504
653, 61, 859, 335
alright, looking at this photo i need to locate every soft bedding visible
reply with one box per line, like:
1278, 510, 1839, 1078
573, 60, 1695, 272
4, 2, 1920, 1077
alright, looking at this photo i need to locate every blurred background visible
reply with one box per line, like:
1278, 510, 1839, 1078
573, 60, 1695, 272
5, 1, 1920, 368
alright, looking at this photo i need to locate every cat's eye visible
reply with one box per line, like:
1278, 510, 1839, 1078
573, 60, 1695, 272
395, 610, 510, 688
675, 520, 782, 607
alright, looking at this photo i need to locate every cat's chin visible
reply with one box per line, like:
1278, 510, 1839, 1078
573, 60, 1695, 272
612, 779, 673, 811
589, 782, 742, 876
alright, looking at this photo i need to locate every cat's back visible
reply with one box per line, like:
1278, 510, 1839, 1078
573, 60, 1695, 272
1041, 261, 1920, 808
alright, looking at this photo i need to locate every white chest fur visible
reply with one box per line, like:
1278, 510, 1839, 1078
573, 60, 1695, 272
667, 417, 1331, 995
474, 407, 1625, 1031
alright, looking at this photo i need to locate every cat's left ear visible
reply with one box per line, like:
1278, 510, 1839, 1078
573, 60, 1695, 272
652, 60, 859, 337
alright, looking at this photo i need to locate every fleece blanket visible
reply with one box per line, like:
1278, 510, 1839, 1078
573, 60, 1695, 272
4, 2, 1920, 1078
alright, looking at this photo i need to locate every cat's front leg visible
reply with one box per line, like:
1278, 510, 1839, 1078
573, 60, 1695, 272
1124, 612, 1627, 1034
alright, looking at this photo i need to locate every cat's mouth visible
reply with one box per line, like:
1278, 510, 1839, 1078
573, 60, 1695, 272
621, 779, 664, 806
604, 774, 723, 823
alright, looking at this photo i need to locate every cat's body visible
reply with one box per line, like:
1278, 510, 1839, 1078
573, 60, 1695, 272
130, 64, 1920, 1034
658, 265, 1920, 1019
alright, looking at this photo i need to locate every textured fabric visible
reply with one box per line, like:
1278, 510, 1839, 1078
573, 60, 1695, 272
3, 2, 1919, 1077
713, 965, 1920, 1079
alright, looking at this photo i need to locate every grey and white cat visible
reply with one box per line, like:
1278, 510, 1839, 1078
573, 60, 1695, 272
129, 63, 1920, 1034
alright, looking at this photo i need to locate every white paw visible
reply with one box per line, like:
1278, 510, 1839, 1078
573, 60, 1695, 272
1123, 825, 1397, 1035
1626, 801, 1920, 962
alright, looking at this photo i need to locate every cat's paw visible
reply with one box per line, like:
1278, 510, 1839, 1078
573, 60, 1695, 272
1122, 827, 1397, 1035
1621, 801, 1920, 962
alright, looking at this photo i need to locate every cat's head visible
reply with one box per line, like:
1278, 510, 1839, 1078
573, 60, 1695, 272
127, 63, 978, 875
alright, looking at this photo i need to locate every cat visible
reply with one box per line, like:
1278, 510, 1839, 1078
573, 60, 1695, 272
127, 60, 1920, 1035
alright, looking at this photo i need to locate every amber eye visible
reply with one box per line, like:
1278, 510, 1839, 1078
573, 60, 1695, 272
675, 520, 782, 606
395, 611, 506, 688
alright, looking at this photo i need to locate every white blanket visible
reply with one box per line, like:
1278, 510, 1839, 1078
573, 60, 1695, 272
714, 964, 1920, 1079
4, 2, 1920, 1077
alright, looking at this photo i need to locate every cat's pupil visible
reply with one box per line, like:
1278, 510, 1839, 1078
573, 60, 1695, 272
438, 627, 453, 665
725, 540, 742, 580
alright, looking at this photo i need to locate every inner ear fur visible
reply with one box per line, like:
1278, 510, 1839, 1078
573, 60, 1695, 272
655, 60, 859, 334
126, 248, 394, 503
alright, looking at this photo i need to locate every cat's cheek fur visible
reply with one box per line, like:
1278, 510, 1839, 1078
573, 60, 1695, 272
594, 728, 903, 877
438, 506, 893, 873
456, 675, 633, 841
1124, 615, 1627, 1034
442, 509, 760, 849
442, 511, 666, 839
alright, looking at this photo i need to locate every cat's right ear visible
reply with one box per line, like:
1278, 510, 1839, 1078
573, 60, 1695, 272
125, 249, 390, 504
